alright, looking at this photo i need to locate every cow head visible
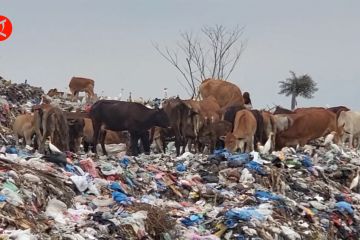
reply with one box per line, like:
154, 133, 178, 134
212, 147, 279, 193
68, 118, 85, 152
154, 108, 170, 128
220, 132, 237, 152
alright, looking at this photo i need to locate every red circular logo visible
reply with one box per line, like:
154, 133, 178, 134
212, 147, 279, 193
0, 15, 13, 42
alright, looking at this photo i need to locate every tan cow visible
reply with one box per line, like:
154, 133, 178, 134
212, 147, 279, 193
12, 114, 35, 146
199, 78, 245, 109
69, 77, 95, 101
82, 118, 129, 153
222, 109, 257, 152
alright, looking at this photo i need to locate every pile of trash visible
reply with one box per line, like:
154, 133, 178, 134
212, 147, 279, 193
0, 78, 43, 106
0, 77, 44, 138
0, 140, 360, 239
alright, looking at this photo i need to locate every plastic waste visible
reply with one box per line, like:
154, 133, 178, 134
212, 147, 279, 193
239, 168, 255, 184
6, 229, 37, 240
227, 153, 250, 167
119, 157, 130, 168
70, 175, 90, 192
45, 198, 68, 224
112, 191, 132, 205
335, 201, 354, 214
280, 226, 301, 240
80, 159, 98, 177
0, 194, 6, 202
5, 146, 18, 154
109, 182, 125, 193
255, 190, 283, 202
225, 203, 273, 228
176, 162, 187, 172
181, 214, 204, 226
245, 161, 267, 175
23, 173, 41, 183
0, 188, 23, 206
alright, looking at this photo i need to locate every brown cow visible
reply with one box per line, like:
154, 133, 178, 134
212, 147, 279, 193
162, 97, 198, 156
199, 78, 245, 109
68, 118, 85, 153
183, 96, 222, 136
198, 120, 232, 153
275, 108, 339, 149
149, 127, 175, 153
12, 113, 36, 146
222, 109, 257, 152
82, 118, 130, 153
69, 77, 95, 101
261, 111, 276, 151
32, 105, 69, 153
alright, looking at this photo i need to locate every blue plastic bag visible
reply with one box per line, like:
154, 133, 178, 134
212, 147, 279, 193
301, 155, 313, 168
227, 153, 250, 167
255, 190, 283, 202
5, 146, 18, 154
0, 195, 6, 202
176, 163, 187, 172
225, 208, 265, 224
109, 182, 125, 193
245, 161, 267, 175
335, 201, 354, 215
119, 158, 130, 168
112, 191, 131, 205
181, 214, 204, 226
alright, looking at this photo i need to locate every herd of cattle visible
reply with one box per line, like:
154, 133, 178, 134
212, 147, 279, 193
11, 77, 360, 156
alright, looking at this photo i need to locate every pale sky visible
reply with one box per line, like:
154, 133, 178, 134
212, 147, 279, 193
1, 0, 359, 109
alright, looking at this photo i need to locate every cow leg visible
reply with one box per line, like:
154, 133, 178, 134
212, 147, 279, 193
83, 140, 90, 153
155, 137, 164, 153
140, 131, 150, 155
130, 132, 140, 156
100, 130, 107, 155
249, 136, 255, 152
14, 134, 19, 146
181, 138, 188, 154
92, 121, 101, 154
24, 130, 33, 146
349, 134, 354, 148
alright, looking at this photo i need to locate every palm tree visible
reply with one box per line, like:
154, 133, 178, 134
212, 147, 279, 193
278, 71, 318, 110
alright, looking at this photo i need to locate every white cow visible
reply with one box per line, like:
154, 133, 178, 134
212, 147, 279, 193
337, 111, 360, 148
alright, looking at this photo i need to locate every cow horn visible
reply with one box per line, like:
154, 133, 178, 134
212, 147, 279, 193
219, 136, 226, 141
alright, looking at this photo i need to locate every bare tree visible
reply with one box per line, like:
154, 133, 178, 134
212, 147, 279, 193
153, 25, 246, 98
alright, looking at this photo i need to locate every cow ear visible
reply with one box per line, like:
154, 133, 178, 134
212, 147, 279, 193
219, 136, 226, 141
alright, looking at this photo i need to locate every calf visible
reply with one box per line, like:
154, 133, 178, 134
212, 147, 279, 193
12, 113, 35, 146
223, 109, 257, 153
68, 118, 85, 153
82, 118, 130, 153
69, 77, 95, 102
198, 120, 232, 153
222, 106, 265, 147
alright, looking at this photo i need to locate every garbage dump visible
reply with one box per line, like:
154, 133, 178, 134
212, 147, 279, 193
0, 80, 359, 239
0, 140, 359, 239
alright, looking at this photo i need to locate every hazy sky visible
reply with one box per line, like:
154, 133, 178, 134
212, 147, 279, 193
1, 1, 359, 109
